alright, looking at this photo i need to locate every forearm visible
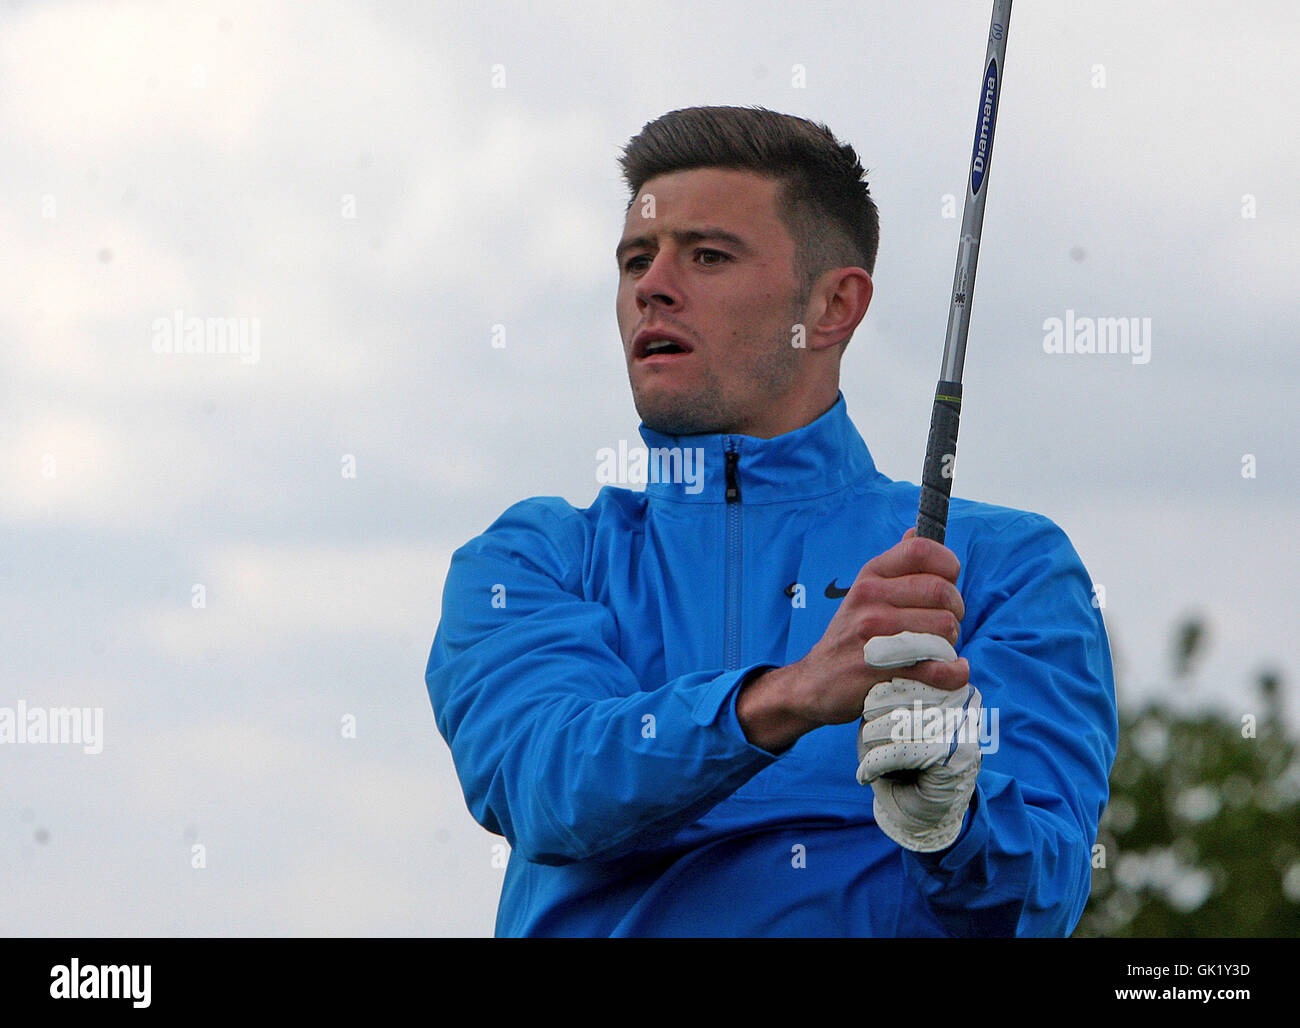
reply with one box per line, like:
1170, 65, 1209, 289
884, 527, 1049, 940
432, 642, 778, 865
904, 771, 1097, 937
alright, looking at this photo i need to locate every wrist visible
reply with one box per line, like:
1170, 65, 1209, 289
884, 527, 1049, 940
736, 663, 820, 754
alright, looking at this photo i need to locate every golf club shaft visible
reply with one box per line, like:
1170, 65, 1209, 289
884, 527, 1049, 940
916, 0, 1012, 544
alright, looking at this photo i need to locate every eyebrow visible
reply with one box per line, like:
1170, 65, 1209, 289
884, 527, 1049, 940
615, 227, 754, 264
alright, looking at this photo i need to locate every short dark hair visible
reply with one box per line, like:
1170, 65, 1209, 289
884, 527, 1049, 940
617, 105, 879, 304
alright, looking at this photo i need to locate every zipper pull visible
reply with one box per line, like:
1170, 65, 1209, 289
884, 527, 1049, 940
724, 448, 741, 503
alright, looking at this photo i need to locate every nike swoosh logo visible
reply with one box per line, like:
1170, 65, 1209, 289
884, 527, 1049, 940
825, 580, 850, 599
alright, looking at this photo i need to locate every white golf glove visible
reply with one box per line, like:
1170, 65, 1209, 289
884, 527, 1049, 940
856, 632, 982, 853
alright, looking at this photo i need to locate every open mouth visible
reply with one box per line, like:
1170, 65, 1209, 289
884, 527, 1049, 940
642, 339, 688, 357
633, 330, 694, 360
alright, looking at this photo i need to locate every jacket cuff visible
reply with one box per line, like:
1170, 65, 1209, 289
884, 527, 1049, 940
693, 663, 780, 752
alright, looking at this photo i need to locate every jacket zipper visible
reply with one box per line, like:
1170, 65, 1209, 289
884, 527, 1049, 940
724, 442, 742, 670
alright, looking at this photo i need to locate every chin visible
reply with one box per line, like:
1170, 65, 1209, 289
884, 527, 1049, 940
635, 400, 728, 437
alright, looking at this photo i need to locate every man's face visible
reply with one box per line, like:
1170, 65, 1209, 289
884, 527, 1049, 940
615, 167, 808, 437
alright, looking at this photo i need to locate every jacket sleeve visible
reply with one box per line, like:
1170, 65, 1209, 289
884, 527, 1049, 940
901, 512, 1118, 937
425, 497, 777, 866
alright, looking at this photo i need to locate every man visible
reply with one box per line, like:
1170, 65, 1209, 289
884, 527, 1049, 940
426, 106, 1117, 937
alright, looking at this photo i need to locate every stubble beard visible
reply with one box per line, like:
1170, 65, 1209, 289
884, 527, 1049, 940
629, 332, 800, 439
630, 307, 805, 437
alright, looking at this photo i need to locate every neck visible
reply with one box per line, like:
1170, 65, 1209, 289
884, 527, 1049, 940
740, 379, 840, 439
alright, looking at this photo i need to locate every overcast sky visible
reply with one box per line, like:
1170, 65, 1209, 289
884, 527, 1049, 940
3, 0, 1297, 937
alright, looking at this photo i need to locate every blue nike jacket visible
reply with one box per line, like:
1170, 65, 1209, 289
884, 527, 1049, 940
426, 394, 1117, 937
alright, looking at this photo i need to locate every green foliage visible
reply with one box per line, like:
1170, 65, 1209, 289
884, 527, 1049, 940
1074, 616, 1299, 937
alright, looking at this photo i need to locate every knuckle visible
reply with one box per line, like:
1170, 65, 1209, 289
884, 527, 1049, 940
851, 574, 883, 603
905, 536, 931, 564
860, 610, 898, 641
858, 611, 886, 638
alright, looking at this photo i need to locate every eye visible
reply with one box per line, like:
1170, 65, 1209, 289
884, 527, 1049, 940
622, 249, 731, 273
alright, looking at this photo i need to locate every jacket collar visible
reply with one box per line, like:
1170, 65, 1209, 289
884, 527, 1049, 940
637, 392, 881, 505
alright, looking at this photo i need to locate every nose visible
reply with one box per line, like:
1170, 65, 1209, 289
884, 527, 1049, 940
634, 251, 681, 311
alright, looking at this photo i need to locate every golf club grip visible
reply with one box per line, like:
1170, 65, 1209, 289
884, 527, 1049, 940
916, 381, 963, 543
881, 383, 962, 786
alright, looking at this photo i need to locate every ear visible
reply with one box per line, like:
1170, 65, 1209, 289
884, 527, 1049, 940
802, 268, 873, 352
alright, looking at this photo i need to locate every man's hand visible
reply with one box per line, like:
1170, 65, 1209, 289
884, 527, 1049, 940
737, 529, 968, 753
857, 675, 983, 852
